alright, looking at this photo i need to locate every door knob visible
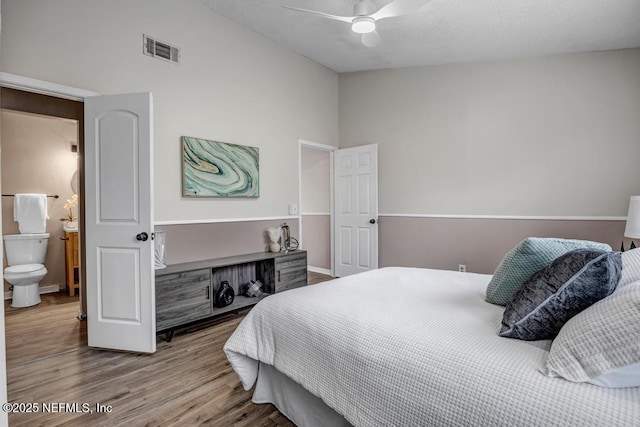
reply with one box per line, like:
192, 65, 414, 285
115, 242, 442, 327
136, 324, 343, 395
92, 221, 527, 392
136, 232, 149, 241
369, 219, 376, 224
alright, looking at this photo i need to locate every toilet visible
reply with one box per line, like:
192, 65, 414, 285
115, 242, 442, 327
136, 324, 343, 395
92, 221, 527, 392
3, 233, 49, 308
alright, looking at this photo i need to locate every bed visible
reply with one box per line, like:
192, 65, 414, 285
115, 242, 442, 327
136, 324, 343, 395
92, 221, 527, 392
224, 266, 640, 426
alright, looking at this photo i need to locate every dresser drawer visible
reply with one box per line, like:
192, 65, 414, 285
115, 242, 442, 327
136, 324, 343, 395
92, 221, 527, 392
275, 252, 307, 293
275, 274, 307, 292
275, 251, 307, 270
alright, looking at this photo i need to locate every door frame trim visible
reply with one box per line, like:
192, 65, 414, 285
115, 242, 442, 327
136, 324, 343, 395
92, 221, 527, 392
0, 72, 98, 100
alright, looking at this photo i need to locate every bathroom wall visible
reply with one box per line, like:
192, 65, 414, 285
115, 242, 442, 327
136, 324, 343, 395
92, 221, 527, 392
1, 109, 78, 293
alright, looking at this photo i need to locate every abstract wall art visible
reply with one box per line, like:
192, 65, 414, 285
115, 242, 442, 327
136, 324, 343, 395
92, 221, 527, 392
182, 136, 259, 197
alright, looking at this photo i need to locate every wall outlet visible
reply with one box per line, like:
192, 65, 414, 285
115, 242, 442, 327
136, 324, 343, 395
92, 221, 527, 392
288, 203, 299, 215
458, 264, 467, 273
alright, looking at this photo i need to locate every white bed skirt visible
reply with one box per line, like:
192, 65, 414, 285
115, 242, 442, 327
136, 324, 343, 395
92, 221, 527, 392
254, 362, 351, 427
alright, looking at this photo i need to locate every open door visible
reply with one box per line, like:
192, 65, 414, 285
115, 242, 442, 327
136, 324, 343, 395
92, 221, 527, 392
334, 144, 378, 277
84, 93, 155, 353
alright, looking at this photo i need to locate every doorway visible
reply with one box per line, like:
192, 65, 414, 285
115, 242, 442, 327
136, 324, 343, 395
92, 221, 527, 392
1, 109, 79, 295
0, 87, 86, 333
298, 139, 335, 277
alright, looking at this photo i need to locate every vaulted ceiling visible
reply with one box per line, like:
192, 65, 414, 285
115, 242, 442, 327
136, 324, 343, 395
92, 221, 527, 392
202, 0, 640, 73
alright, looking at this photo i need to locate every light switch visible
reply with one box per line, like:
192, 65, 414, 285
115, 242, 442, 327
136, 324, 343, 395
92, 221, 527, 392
288, 203, 299, 215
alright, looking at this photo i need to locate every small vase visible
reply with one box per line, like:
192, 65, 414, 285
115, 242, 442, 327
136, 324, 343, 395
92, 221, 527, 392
65, 221, 78, 230
269, 242, 280, 253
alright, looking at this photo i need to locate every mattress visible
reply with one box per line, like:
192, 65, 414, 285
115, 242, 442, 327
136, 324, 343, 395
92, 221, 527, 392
224, 267, 640, 426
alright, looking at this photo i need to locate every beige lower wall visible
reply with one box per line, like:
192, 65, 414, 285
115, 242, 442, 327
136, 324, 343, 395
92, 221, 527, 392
302, 214, 331, 270
156, 216, 629, 277
378, 216, 628, 275
155, 219, 300, 266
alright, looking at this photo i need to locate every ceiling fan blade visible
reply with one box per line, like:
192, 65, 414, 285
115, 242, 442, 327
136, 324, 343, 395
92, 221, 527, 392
361, 30, 380, 47
371, 0, 431, 20
281, 5, 354, 24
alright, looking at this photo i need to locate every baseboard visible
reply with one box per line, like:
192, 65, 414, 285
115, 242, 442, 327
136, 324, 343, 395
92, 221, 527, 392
308, 266, 332, 276
4, 284, 61, 300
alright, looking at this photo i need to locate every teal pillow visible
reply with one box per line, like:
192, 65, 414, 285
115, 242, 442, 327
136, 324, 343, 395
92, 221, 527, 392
485, 237, 612, 306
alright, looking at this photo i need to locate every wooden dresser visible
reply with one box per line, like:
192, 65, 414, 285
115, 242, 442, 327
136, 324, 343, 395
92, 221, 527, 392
155, 250, 307, 340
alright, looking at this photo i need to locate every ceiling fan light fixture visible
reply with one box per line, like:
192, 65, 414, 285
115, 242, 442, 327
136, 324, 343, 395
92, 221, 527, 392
351, 17, 376, 34
361, 30, 380, 47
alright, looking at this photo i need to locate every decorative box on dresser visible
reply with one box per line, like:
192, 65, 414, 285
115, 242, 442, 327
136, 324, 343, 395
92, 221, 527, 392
155, 250, 307, 340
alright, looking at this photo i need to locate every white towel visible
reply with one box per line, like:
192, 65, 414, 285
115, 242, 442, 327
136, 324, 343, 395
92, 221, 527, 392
13, 193, 48, 234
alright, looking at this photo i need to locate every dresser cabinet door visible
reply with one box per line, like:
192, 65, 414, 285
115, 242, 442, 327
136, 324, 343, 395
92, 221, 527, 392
156, 269, 212, 330
275, 252, 307, 293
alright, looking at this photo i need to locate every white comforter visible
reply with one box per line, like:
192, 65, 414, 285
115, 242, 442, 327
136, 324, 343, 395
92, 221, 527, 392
224, 267, 640, 426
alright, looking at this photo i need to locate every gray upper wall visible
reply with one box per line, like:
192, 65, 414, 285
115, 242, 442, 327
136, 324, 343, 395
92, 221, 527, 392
339, 49, 640, 217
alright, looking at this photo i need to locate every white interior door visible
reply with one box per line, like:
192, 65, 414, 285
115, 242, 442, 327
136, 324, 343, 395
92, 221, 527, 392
334, 144, 378, 277
84, 93, 155, 353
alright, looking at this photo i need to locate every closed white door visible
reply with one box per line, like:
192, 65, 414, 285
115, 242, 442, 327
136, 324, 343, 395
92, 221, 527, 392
334, 144, 378, 277
84, 93, 155, 353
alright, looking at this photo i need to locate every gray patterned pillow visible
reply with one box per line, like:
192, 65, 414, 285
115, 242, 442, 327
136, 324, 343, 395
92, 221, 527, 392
499, 249, 622, 341
486, 238, 612, 306
546, 281, 640, 384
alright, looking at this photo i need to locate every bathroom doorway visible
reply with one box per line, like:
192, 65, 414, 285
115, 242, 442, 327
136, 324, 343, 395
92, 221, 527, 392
0, 87, 86, 331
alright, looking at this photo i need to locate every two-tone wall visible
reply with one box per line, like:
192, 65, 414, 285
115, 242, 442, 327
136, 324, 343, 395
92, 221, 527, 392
1, 0, 339, 261
340, 49, 640, 273
3, 1, 640, 276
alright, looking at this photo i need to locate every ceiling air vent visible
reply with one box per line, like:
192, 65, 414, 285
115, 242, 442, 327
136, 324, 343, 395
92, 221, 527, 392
143, 34, 180, 64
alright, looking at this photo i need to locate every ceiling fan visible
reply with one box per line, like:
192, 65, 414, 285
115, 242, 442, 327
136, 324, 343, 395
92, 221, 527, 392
282, 0, 430, 47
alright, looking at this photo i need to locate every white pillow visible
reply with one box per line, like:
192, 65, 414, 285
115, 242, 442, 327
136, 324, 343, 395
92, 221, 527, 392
619, 248, 640, 288
588, 362, 640, 388
545, 281, 640, 387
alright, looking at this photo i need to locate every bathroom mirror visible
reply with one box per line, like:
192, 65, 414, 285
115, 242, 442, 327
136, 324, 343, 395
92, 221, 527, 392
71, 170, 78, 193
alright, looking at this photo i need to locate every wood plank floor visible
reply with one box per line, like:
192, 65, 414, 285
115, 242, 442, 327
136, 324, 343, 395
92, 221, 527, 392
5, 271, 333, 427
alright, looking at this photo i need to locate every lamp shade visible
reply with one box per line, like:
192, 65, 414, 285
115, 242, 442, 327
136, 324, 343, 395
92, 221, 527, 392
624, 196, 640, 239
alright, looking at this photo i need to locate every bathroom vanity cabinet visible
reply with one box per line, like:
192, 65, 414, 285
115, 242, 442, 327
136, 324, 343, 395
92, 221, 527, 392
63, 230, 80, 297
155, 250, 307, 340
